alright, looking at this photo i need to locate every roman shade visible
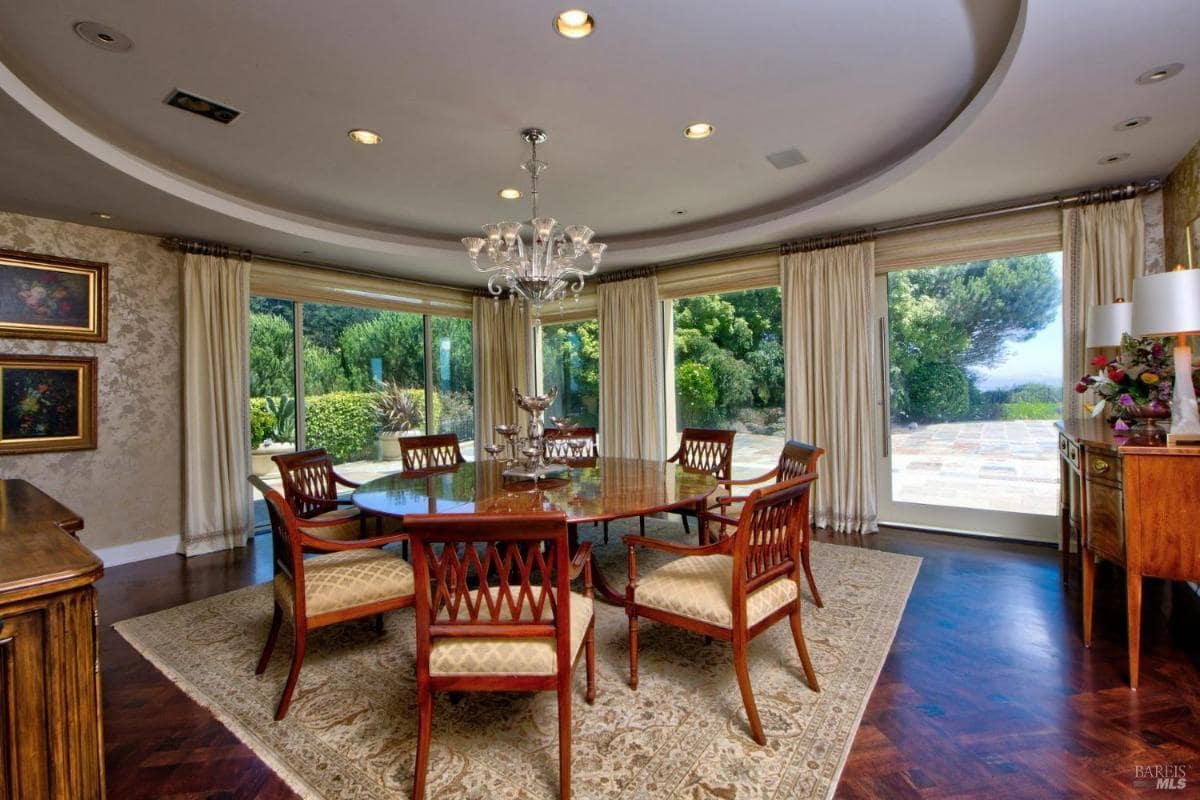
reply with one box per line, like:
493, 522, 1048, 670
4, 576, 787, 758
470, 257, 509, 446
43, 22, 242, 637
656, 252, 778, 299
874, 206, 1062, 272
250, 259, 472, 317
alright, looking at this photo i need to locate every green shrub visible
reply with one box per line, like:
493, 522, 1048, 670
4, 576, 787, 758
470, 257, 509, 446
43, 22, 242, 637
676, 361, 718, 427
1000, 400, 1061, 420
905, 362, 970, 422
305, 392, 378, 461
249, 398, 275, 450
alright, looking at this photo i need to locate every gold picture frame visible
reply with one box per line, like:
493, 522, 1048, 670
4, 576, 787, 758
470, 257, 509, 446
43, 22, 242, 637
0, 354, 98, 455
0, 249, 108, 342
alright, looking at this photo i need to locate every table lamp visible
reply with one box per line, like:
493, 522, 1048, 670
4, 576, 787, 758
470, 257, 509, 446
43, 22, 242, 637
1085, 299, 1132, 349
1131, 232, 1200, 444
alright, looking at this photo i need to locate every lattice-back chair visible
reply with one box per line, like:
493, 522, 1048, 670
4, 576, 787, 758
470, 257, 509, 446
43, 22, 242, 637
624, 473, 820, 745
663, 427, 736, 541
272, 448, 367, 541
708, 440, 826, 606
543, 426, 598, 462
404, 512, 596, 800
400, 433, 467, 472
248, 475, 414, 720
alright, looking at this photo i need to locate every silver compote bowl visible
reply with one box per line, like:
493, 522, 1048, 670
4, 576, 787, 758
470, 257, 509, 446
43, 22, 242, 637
514, 386, 558, 413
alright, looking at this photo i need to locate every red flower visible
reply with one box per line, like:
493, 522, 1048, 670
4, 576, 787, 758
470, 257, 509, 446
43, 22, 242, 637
1090, 355, 1109, 368
1074, 382, 1088, 394
1107, 367, 1125, 382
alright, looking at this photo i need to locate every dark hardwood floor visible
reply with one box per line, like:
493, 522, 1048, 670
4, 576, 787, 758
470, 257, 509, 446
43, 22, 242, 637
98, 526, 1200, 799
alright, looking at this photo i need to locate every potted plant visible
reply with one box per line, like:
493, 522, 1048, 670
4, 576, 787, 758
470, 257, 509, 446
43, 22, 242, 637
1075, 334, 1173, 436
250, 396, 296, 476
375, 381, 423, 460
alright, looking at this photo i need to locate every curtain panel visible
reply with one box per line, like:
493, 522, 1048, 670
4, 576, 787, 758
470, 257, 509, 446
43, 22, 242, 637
180, 252, 252, 556
781, 242, 879, 534
598, 275, 665, 460
1061, 198, 1144, 419
473, 296, 533, 441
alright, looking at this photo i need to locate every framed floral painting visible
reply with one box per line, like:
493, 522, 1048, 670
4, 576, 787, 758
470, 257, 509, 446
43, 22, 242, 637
0, 249, 108, 342
0, 354, 97, 454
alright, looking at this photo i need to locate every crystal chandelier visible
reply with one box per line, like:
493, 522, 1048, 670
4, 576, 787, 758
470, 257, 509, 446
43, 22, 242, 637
462, 128, 606, 325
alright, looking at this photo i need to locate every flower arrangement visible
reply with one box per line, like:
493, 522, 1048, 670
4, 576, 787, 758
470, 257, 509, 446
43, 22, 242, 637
1075, 334, 1172, 430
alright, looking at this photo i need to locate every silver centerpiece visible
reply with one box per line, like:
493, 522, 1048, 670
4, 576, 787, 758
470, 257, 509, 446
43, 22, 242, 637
496, 386, 569, 482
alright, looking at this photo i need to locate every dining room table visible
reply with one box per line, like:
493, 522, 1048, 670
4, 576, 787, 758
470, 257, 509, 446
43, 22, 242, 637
351, 456, 718, 602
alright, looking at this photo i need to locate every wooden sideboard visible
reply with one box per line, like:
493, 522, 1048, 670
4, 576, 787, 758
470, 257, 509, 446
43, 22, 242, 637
0, 480, 105, 799
1057, 419, 1200, 688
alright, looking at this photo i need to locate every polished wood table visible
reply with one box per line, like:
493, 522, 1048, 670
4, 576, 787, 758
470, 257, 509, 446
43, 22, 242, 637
1056, 418, 1200, 688
0, 478, 85, 537
352, 457, 718, 601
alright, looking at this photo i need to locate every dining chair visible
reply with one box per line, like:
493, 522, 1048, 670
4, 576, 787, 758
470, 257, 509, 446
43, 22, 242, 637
707, 440, 825, 607
403, 512, 595, 800
249, 475, 414, 720
272, 448, 368, 540
399, 432, 467, 471
543, 426, 598, 461
624, 473, 821, 745
662, 427, 735, 541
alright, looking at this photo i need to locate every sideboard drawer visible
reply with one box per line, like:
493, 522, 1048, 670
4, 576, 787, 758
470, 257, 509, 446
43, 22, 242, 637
1085, 478, 1125, 562
1059, 433, 1079, 469
1085, 450, 1121, 486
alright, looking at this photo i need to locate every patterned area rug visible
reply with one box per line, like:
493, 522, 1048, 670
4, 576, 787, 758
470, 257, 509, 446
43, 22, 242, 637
115, 519, 920, 799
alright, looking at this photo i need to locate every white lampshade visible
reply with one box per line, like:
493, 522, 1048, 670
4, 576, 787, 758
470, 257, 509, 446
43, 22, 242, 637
1132, 268, 1200, 336
1085, 300, 1132, 348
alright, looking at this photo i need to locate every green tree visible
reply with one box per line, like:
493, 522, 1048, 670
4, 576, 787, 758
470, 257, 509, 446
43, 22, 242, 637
338, 312, 426, 391
249, 312, 294, 397
888, 254, 1059, 421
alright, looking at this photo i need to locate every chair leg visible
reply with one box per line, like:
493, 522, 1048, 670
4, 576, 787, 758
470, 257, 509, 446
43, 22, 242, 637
256, 603, 283, 675
628, 613, 639, 690
732, 638, 765, 745
374, 613, 385, 634
603, 520, 609, 545
585, 620, 596, 704
275, 625, 307, 720
413, 682, 433, 800
557, 681, 572, 800
639, 516, 645, 536
788, 608, 820, 692
681, 512, 691, 536
801, 542, 823, 609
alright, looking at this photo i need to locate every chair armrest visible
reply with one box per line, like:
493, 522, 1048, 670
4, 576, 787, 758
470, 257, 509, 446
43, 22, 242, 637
715, 494, 749, 508
292, 488, 355, 511
720, 467, 778, 487
569, 542, 593, 595
299, 530, 409, 552
620, 534, 730, 557
332, 472, 361, 489
700, 510, 740, 529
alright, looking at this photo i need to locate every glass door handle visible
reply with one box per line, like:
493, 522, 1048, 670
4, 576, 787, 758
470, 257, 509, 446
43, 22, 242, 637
878, 317, 889, 458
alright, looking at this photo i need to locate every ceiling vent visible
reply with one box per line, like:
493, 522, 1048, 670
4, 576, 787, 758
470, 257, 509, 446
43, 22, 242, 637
164, 89, 241, 124
765, 147, 807, 170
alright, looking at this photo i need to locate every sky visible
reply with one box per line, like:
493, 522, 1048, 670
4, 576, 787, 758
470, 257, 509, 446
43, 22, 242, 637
970, 252, 1063, 391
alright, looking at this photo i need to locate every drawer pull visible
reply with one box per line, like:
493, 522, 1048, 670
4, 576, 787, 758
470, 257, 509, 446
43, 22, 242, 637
1092, 458, 1111, 474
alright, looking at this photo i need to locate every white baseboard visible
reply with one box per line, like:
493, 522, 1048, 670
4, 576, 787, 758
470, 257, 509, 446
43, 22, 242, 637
92, 534, 180, 567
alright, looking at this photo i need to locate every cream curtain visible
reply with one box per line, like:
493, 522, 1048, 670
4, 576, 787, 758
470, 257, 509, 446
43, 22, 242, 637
1062, 198, 1144, 419
473, 296, 533, 441
598, 275, 664, 460
782, 242, 878, 534
180, 252, 252, 556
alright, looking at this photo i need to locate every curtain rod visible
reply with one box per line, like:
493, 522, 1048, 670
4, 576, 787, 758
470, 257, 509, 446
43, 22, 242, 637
777, 178, 1161, 256
161, 236, 253, 261
598, 265, 657, 284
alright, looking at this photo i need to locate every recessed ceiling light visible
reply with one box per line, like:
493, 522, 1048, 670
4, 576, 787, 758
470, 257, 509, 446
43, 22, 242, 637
498, 188, 522, 200
73, 21, 133, 52
1097, 152, 1131, 165
348, 129, 382, 145
301, 250, 313, 255
554, 9, 595, 39
1136, 63, 1183, 85
91, 212, 113, 220
672, 209, 688, 216
684, 122, 715, 139
1114, 116, 1151, 131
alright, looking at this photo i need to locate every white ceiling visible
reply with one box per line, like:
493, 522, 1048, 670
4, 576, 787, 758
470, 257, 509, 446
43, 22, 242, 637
0, 0, 1197, 286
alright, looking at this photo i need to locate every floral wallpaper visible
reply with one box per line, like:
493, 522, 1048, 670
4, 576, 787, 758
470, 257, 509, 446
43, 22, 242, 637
1165, 136, 1200, 268
1142, 189, 1165, 274
0, 212, 182, 552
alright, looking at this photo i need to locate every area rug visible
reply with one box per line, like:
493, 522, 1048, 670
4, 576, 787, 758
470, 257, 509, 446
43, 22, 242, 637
115, 519, 920, 799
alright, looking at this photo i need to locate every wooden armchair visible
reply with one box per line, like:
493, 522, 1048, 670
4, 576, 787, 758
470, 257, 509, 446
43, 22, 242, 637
403, 512, 595, 800
543, 426, 598, 462
272, 448, 367, 540
707, 440, 825, 606
249, 476, 414, 720
400, 433, 467, 472
663, 427, 735, 540
624, 473, 820, 745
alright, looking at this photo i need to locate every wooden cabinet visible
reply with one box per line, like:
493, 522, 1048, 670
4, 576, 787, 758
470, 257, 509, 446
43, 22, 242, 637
0, 484, 104, 799
1057, 420, 1200, 689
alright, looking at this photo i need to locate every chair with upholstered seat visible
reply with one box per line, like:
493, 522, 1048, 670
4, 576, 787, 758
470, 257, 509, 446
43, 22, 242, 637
403, 512, 595, 800
707, 440, 825, 606
662, 427, 735, 541
272, 448, 370, 540
399, 433, 467, 472
250, 476, 415, 720
624, 473, 820, 745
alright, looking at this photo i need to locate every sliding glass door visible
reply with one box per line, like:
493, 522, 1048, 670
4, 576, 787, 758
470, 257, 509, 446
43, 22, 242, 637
873, 253, 1063, 541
